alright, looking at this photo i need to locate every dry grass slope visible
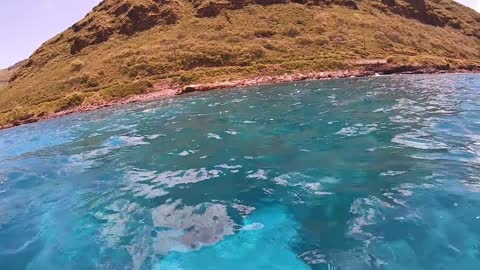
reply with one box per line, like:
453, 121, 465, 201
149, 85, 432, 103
1, 0, 479, 127
0, 70, 10, 89
0, 60, 26, 90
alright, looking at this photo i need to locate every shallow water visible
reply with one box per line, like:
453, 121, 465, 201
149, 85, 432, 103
1, 74, 480, 270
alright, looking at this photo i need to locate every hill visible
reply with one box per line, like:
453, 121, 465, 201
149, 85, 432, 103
0, 60, 26, 91
0, 70, 10, 90
1, 0, 479, 127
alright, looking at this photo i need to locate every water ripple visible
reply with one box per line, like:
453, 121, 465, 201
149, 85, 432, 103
1, 74, 480, 269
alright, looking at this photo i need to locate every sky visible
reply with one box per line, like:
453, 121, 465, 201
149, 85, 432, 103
0, 0, 101, 69
0, 0, 479, 69
457, 0, 480, 12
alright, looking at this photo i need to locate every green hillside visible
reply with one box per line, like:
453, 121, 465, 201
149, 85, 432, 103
1, 0, 479, 127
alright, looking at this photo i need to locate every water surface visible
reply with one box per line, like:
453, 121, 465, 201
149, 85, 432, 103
1, 74, 480, 270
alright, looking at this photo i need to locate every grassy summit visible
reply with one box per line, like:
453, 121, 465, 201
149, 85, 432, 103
1, 0, 479, 127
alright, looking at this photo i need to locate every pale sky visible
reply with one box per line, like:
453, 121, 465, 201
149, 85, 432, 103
457, 0, 480, 12
0, 0, 101, 68
0, 0, 478, 69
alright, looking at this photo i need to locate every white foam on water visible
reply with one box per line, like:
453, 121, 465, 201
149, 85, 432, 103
348, 197, 391, 243
246, 169, 268, 180
66, 135, 150, 172
241, 222, 264, 231
225, 130, 239, 135
336, 124, 377, 137
178, 151, 190, 156
232, 203, 256, 217
392, 132, 449, 150
299, 250, 327, 265
152, 168, 222, 187
380, 170, 406, 176
336, 127, 357, 136
215, 164, 242, 169
146, 134, 165, 140
302, 183, 333, 195
244, 155, 263, 160
207, 133, 222, 140
273, 173, 337, 196
68, 136, 149, 168
103, 135, 149, 147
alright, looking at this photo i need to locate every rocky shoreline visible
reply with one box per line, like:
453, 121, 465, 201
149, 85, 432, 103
1, 66, 478, 131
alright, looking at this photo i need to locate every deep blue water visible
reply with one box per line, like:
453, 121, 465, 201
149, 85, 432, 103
1, 74, 480, 270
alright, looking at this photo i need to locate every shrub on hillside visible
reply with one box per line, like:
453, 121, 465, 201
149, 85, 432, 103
283, 26, 301, 38
254, 29, 276, 38
102, 80, 153, 99
296, 36, 315, 45
387, 32, 404, 44
238, 45, 266, 64
313, 25, 327, 34
54, 92, 84, 112
226, 36, 242, 43
262, 41, 275, 50
180, 46, 234, 69
70, 59, 84, 72
67, 72, 99, 88
127, 63, 167, 78
329, 34, 348, 46
178, 73, 199, 84
7, 106, 34, 125
314, 36, 330, 46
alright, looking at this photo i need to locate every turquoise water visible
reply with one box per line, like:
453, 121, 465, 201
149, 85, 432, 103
1, 74, 480, 270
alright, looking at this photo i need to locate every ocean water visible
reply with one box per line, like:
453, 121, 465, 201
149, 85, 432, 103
1, 74, 480, 270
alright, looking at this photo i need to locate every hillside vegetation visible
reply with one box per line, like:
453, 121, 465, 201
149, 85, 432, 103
1, 0, 479, 127
0, 60, 25, 91
0, 70, 10, 90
